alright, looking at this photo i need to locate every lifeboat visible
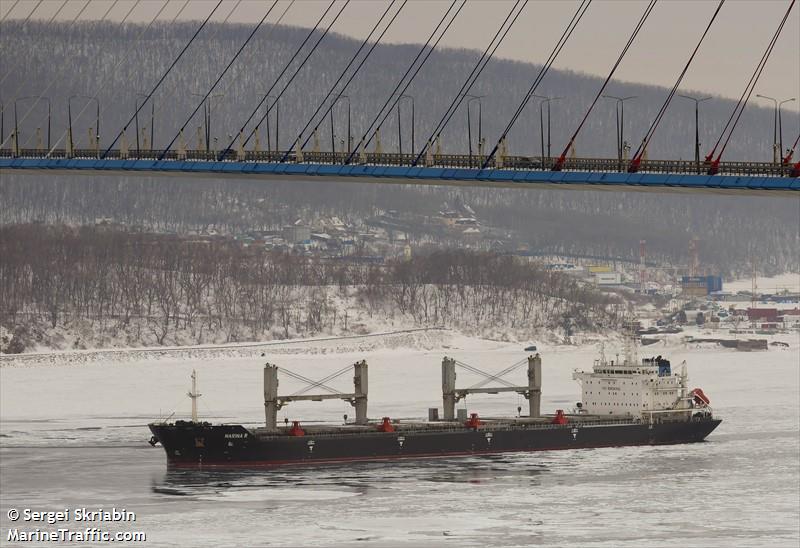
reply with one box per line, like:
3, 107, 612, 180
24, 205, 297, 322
690, 388, 711, 406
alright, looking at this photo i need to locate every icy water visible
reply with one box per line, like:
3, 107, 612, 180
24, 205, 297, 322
2, 336, 799, 547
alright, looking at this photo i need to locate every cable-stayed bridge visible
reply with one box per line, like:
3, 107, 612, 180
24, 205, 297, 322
1, 0, 798, 194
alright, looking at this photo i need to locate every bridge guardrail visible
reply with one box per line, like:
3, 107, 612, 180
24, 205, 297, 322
0, 148, 795, 177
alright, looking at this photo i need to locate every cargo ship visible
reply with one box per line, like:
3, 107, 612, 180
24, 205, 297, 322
149, 345, 720, 468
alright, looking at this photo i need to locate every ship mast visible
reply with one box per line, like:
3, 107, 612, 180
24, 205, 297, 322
188, 369, 202, 423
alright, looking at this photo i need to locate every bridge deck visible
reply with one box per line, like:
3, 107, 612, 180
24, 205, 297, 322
1, 150, 797, 194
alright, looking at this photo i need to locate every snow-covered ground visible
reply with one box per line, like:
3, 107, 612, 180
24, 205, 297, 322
1, 330, 798, 547
725, 272, 800, 294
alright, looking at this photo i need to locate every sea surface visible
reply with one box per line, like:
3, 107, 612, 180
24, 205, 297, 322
1, 335, 798, 547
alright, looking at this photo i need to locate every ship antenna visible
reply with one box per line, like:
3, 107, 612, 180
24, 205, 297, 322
188, 369, 202, 423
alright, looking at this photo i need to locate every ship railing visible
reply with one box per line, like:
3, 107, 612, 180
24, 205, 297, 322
253, 417, 651, 438
641, 406, 714, 422
641, 407, 694, 414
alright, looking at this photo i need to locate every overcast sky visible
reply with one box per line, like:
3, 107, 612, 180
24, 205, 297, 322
2, 0, 798, 112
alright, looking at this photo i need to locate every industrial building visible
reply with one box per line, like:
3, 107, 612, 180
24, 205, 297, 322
681, 275, 723, 297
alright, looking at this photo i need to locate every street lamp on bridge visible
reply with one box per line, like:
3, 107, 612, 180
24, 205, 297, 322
258, 94, 279, 155
331, 93, 351, 156
15, 96, 51, 153
388, 93, 414, 160
135, 93, 154, 153
191, 92, 224, 153
398, 94, 414, 160
603, 95, 636, 171
465, 94, 483, 167
756, 94, 796, 163
532, 94, 562, 168
189, 93, 207, 152
677, 94, 711, 170
68, 95, 99, 157
776, 97, 796, 163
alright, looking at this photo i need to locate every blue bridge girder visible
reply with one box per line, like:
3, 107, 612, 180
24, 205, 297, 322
1, 149, 798, 194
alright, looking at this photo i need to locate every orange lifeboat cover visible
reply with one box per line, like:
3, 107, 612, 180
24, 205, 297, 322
691, 388, 710, 405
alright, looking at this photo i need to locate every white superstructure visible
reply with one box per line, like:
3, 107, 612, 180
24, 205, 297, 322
572, 342, 691, 418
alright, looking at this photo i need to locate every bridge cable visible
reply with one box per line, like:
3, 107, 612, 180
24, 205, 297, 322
552, 0, 658, 171
282, 0, 407, 161
707, 0, 795, 173
0, 0, 46, 83
784, 133, 800, 164
219, 0, 347, 160
19, 1, 124, 151
345, 0, 466, 165
0, 0, 94, 148
167, 0, 242, 153
151, 0, 243, 156
211, 0, 296, 155
412, 0, 528, 167
44, 0, 185, 158
0, 0, 67, 88
233, 0, 351, 156
8, 0, 42, 23
705, 0, 794, 166
21, 3, 125, 151
357, 0, 466, 162
340, 0, 462, 165
217, 1, 296, 102
158, 1, 279, 160
628, 0, 725, 172
0, 0, 91, 149
481, 0, 592, 170
216, 0, 338, 159
219, 0, 349, 159
0, 1, 22, 22
101, 0, 224, 159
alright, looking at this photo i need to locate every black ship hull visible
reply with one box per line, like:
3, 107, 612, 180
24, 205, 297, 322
149, 417, 722, 468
